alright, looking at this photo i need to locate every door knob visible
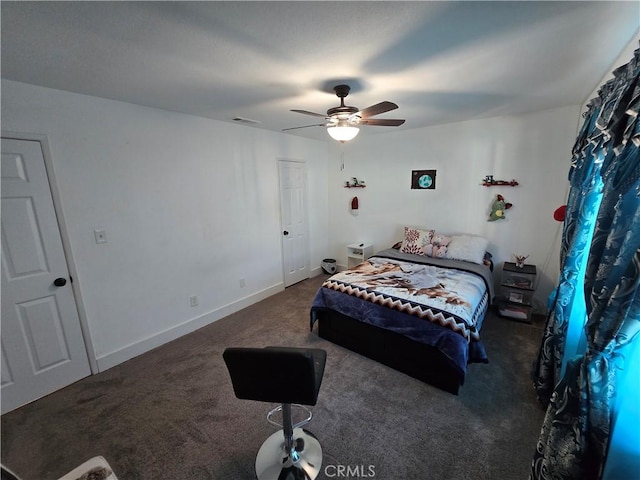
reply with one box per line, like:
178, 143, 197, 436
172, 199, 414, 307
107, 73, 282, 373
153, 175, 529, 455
283, 231, 289, 236
53, 278, 67, 287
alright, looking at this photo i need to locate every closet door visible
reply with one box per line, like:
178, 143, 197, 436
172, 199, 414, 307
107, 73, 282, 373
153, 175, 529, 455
279, 160, 309, 287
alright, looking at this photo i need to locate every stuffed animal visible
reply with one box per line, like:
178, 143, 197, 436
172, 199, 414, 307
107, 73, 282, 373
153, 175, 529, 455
424, 233, 451, 257
513, 254, 529, 268
488, 194, 513, 221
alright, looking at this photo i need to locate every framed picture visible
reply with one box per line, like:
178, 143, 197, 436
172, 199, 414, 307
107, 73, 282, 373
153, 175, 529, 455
411, 169, 436, 189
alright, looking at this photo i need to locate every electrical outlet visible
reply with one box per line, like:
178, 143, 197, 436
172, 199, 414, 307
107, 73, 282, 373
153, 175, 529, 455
94, 228, 108, 244
189, 295, 199, 307
239, 278, 246, 288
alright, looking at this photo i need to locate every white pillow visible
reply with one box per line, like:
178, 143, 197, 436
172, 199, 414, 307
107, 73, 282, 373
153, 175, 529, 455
445, 234, 489, 265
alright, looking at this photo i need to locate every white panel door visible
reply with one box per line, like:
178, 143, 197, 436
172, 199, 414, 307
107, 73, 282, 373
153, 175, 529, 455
279, 160, 309, 287
1, 138, 90, 414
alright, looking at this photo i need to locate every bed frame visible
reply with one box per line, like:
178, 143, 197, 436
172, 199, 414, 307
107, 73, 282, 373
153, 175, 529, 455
313, 308, 465, 395
311, 248, 494, 395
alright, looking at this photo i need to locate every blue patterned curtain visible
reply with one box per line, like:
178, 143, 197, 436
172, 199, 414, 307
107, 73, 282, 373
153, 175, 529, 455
531, 97, 604, 405
531, 46, 640, 480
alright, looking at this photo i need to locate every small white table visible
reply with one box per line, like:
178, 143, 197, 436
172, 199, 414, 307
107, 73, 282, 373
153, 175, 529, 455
346, 243, 373, 268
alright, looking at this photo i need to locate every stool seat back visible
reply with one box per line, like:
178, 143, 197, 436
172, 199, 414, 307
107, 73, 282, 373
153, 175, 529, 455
223, 346, 326, 406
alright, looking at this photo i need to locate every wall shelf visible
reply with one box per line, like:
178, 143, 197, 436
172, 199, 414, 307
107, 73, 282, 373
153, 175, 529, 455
482, 179, 519, 187
344, 177, 366, 188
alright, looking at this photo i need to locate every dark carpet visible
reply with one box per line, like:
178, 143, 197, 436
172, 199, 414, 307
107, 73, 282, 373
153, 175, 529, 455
1, 275, 546, 479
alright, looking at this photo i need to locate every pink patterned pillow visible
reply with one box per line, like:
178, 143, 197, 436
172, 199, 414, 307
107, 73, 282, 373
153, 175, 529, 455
400, 227, 434, 255
424, 233, 451, 258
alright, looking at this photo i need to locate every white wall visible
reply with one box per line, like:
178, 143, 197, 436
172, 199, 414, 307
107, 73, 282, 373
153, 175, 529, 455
0, 78, 585, 369
1, 79, 330, 371
326, 106, 581, 310
582, 30, 639, 112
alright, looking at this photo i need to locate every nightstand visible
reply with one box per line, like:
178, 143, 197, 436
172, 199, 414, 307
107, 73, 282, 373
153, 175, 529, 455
497, 262, 536, 323
347, 243, 373, 268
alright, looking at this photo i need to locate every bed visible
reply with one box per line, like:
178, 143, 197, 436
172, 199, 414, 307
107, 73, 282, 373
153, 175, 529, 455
310, 232, 494, 394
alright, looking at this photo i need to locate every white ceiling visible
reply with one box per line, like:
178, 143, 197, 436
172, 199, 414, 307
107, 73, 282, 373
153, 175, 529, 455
2, 1, 638, 142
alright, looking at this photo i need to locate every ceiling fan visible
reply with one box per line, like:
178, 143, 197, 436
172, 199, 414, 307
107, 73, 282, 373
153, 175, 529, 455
283, 85, 405, 142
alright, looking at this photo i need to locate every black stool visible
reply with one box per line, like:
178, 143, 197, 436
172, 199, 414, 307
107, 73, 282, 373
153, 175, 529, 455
223, 346, 327, 480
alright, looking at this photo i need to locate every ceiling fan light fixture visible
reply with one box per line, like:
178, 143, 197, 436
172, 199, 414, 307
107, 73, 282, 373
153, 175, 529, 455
327, 125, 360, 142
288, 84, 403, 141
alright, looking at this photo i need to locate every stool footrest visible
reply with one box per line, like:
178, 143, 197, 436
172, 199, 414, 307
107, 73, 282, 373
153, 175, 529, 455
267, 404, 313, 430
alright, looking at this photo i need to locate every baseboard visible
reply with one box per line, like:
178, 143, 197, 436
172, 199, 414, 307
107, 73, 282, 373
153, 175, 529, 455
310, 266, 323, 277
95, 282, 284, 371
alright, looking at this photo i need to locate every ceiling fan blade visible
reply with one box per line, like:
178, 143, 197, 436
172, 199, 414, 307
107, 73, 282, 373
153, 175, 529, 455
282, 123, 326, 131
359, 118, 405, 127
357, 101, 398, 118
291, 109, 328, 118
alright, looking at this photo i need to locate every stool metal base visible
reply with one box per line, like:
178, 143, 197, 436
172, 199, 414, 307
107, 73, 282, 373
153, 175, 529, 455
255, 427, 322, 480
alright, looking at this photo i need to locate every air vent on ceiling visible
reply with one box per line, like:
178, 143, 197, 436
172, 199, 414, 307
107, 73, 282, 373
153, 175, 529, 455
232, 116, 261, 125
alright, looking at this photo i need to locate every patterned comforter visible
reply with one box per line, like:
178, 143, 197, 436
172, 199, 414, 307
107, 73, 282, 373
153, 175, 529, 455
310, 249, 494, 367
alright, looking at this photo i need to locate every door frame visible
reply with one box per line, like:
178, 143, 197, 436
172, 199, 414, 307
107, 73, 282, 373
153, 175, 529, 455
277, 158, 310, 287
2, 130, 98, 374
